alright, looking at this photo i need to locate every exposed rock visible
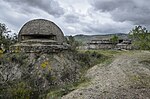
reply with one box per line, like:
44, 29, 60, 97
0, 52, 81, 98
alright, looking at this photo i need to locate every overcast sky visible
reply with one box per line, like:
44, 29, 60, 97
0, 0, 149, 35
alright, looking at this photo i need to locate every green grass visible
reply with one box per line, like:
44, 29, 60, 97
139, 54, 150, 65
76, 49, 125, 73
46, 77, 90, 99
79, 49, 122, 57
129, 74, 150, 89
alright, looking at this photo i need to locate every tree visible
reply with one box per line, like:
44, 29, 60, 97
0, 23, 17, 52
110, 35, 119, 44
0, 23, 7, 42
110, 35, 119, 49
129, 25, 150, 50
66, 36, 79, 51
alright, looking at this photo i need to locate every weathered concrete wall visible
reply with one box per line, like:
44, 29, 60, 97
10, 44, 70, 53
19, 19, 65, 43
88, 44, 114, 49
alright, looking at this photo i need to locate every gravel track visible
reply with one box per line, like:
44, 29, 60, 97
62, 51, 150, 99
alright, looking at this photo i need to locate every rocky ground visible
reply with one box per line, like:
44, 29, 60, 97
0, 50, 104, 98
0, 50, 150, 99
0, 51, 83, 98
62, 51, 150, 99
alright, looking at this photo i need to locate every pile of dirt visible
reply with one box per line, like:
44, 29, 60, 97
62, 51, 150, 99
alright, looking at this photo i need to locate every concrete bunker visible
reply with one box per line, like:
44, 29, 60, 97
10, 19, 70, 53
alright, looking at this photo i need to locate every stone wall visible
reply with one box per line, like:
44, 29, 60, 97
10, 44, 70, 53
88, 44, 114, 49
86, 43, 133, 50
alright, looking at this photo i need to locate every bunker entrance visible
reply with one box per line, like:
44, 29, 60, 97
22, 34, 57, 40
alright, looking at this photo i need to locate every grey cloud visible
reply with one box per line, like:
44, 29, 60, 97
0, 1, 29, 32
83, 24, 120, 34
90, 0, 150, 26
90, 0, 133, 12
0, 0, 137, 35
3, 0, 64, 17
64, 14, 79, 23
82, 20, 131, 34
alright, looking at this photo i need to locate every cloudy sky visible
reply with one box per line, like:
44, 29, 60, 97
0, 0, 149, 35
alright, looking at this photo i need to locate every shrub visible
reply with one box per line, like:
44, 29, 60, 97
76, 51, 107, 69
2, 81, 32, 99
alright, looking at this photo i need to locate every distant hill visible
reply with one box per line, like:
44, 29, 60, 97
74, 33, 129, 44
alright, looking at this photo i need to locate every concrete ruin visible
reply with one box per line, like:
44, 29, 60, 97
87, 39, 114, 49
87, 39, 133, 50
116, 40, 132, 50
10, 19, 70, 53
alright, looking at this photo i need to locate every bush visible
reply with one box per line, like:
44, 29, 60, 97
129, 25, 150, 50
8, 82, 31, 99
76, 51, 107, 69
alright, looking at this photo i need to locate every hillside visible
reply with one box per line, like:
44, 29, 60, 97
0, 52, 82, 98
74, 33, 128, 44
0, 51, 106, 98
62, 51, 150, 99
1, 50, 150, 98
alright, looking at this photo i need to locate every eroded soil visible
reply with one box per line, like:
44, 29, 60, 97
62, 51, 150, 99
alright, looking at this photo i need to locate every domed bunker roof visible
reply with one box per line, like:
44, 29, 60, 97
18, 19, 65, 43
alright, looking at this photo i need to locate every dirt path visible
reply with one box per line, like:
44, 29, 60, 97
62, 51, 150, 99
